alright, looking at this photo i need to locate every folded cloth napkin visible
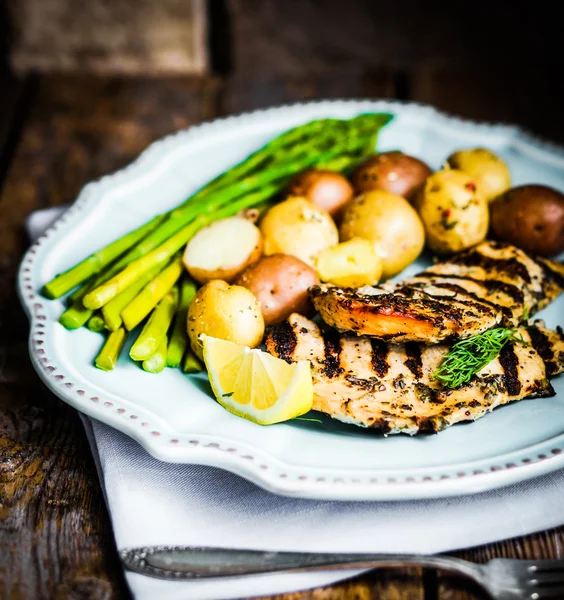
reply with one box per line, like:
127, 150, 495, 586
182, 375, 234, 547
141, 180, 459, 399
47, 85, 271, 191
27, 207, 564, 600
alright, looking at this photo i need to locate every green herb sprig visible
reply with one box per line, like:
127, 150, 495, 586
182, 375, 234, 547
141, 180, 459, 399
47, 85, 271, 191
435, 328, 527, 389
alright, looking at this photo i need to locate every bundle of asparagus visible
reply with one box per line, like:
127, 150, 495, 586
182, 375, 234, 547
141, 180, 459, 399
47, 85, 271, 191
41, 112, 393, 373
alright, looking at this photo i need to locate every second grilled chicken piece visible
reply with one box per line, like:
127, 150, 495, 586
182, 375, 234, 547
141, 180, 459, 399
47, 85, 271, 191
266, 313, 564, 435
310, 241, 564, 344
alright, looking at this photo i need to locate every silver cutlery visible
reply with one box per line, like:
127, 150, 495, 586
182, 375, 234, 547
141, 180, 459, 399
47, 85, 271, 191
120, 545, 564, 599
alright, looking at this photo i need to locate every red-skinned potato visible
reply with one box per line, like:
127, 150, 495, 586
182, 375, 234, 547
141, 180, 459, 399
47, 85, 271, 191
286, 169, 354, 220
351, 151, 432, 202
183, 216, 263, 284
490, 185, 564, 256
234, 254, 320, 325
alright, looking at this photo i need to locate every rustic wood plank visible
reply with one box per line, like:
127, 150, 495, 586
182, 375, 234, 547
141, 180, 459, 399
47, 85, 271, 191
0, 72, 34, 188
8, 0, 209, 75
220, 68, 396, 115
227, 0, 562, 76
263, 568, 425, 599
409, 63, 564, 144
0, 75, 220, 599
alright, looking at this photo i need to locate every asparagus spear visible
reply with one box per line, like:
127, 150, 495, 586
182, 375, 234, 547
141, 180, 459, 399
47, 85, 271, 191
101, 263, 167, 331
187, 118, 344, 200
182, 347, 204, 374
86, 313, 106, 332
42, 214, 165, 299
166, 276, 197, 368
129, 288, 178, 361
142, 336, 168, 374
60, 300, 96, 330
95, 327, 128, 371
121, 257, 183, 331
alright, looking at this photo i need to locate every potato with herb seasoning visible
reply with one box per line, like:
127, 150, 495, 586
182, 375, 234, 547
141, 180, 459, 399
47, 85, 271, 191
447, 148, 511, 202
235, 254, 319, 325
490, 184, 564, 256
416, 168, 489, 255
340, 190, 425, 279
259, 197, 339, 267
351, 151, 432, 203
187, 280, 264, 360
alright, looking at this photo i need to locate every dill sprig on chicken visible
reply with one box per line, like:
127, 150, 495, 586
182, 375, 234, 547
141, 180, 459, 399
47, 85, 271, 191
435, 328, 528, 389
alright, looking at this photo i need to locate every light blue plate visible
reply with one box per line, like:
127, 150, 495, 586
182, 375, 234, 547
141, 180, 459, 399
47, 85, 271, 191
18, 100, 564, 501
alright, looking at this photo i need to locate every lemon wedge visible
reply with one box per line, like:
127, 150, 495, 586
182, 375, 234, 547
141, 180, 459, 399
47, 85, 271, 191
202, 335, 313, 425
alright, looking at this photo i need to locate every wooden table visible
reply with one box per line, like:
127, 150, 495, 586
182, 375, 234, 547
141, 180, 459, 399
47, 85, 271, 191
1, 69, 564, 600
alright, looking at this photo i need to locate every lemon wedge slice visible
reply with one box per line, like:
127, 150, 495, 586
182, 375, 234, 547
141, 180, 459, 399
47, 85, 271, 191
202, 335, 313, 425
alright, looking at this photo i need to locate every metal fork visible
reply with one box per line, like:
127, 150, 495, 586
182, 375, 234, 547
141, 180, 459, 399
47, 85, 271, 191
120, 546, 564, 599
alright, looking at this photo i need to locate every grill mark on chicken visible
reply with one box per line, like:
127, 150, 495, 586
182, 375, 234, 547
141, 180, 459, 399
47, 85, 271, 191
370, 339, 389, 377
448, 250, 532, 284
267, 321, 296, 364
404, 343, 423, 378
395, 284, 499, 315
321, 328, 344, 378
310, 242, 564, 344
528, 326, 557, 377
266, 313, 564, 435
408, 281, 514, 321
535, 257, 564, 289
414, 273, 525, 304
498, 344, 521, 396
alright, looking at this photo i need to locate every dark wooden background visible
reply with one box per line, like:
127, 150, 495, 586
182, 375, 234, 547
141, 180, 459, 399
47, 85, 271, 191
1, 1, 564, 598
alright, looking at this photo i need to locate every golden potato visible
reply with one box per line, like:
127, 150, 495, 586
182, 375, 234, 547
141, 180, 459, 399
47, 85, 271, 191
187, 280, 264, 360
417, 168, 489, 255
286, 169, 354, 220
183, 216, 262, 284
490, 184, 564, 256
259, 197, 339, 266
235, 254, 319, 325
447, 148, 510, 202
351, 151, 432, 203
315, 238, 383, 288
340, 190, 425, 280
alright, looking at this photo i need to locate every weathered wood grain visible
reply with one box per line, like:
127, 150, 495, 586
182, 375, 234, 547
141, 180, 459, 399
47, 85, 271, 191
264, 569, 425, 599
409, 63, 564, 144
220, 68, 396, 116
8, 0, 208, 75
227, 0, 563, 76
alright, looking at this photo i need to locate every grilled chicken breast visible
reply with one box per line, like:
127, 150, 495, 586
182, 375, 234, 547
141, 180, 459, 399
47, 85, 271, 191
266, 313, 564, 435
310, 241, 564, 344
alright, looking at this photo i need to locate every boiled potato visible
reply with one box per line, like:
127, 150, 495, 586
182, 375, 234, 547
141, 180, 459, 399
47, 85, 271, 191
315, 238, 383, 288
490, 184, 564, 256
351, 151, 432, 203
285, 169, 354, 220
259, 197, 339, 266
340, 190, 425, 279
183, 216, 262, 284
447, 148, 511, 202
234, 254, 319, 325
417, 168, 489, 255
187, 280, 264, 360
